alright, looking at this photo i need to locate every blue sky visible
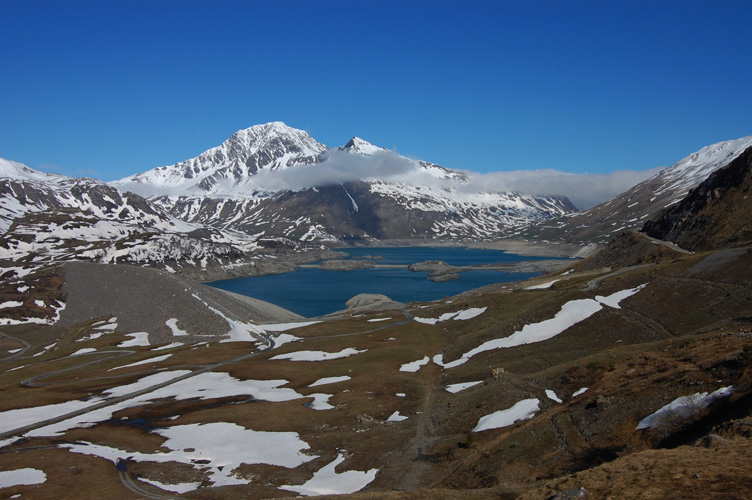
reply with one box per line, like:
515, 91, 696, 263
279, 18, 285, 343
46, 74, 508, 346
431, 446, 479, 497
1, 0, 751, 184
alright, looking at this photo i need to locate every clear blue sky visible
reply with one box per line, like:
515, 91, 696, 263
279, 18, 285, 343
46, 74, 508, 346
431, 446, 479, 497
1, 0, 751, 181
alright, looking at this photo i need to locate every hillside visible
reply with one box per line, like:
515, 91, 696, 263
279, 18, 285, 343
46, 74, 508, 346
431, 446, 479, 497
643, 145, 752, 251
522, 134, 752, 245
1, 232, 751, 498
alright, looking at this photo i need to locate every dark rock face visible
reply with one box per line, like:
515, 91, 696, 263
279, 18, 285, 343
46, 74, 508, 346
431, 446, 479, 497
642, 146, 752, 252
157, 180, 575, 243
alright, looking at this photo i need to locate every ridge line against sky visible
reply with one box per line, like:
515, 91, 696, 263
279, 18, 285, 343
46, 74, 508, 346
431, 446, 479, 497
1, 1, 750, 189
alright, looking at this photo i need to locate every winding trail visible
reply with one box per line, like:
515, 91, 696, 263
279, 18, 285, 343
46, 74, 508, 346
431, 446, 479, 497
584, 264, 652, 291
0, 331, 31, 361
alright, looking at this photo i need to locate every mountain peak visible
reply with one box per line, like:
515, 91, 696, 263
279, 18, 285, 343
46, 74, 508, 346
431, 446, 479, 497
340, 136, 384, 156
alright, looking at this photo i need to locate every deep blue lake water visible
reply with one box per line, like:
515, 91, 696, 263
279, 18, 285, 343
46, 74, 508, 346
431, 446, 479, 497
208, 247, 552, 318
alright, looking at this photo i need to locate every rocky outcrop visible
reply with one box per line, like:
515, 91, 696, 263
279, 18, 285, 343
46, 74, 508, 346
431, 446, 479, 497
643, 146, 752, 252
408, 260, 461, 281
344, 293, 406, 312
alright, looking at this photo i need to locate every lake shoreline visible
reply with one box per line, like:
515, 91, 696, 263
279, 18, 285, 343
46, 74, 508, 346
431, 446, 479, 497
330, 238, 596, 258
207, 246, 576, 318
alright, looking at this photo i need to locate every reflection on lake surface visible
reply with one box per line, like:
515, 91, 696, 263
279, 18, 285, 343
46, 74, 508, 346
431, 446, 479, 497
208, 247, 554, 318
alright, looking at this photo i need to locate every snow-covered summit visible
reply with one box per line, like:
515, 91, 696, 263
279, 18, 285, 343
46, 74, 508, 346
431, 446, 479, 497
0, 157, 70, 185
339, 137, 386, 156
106, 122, 575, 242
112, 122, 328, 197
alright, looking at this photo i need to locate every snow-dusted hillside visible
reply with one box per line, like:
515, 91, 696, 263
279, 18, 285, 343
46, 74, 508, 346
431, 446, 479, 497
524, 134, 752, 244
0, 158, 267, 280
113, 122, 575, 242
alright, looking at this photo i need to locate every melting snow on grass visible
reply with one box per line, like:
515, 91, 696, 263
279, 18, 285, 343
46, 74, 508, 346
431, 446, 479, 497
472, 398, 540, 432
139, 477, 202, 494
445, 381, 483, 393
387, 411, 408, 422
64, 422, 317, 489
304, 394, 335, 410
413, 307, 487, 325
271, 333, 301, 347
525, 280, 559, 290
152, 342, 183, 351
0, 301, 24, 309
118, 331, 150, 347
636, 386, 733, 430
189, 292, 267, 343
0, 468, 46, 487
308, 376, 351, 387
0, 370, 317, 439
69, 348, 97, 356
435, 285, 646, 369
546, 390, 563, 403
280, 453, 378, 496
573, 387, 589, 397
400, 355, 429, 372
270, 348, 366, 362
109, 353, 172, 371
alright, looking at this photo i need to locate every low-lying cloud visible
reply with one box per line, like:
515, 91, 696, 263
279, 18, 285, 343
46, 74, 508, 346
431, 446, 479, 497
115, 149, 663, 210
253, 149, 663, 210
460, 167, 663, 210
252, 150, 421, 192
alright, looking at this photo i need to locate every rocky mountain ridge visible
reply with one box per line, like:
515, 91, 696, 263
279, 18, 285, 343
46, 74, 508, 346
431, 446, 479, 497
643, 144, 752, 251
523, 133, 752, 245
113, 122, 576, 243
0, 157, 335, 294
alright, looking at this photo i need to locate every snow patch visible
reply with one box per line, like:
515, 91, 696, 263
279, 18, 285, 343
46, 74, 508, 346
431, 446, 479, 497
280, 453, 378, 496
414, 307, 487, 324
308, 376, 351, 388
0, 468, 46, 488
636, 386, 733, 430
445, 381, 483, 393
472, 398, 540, 432
387, 411, 408, 422
400, 355, 430, 372
546, 389, 563, 403
165, 318, 188, 336
270, 348, 366, 362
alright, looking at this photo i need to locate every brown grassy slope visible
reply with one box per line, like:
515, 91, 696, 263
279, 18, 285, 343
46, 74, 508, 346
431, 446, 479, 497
573, 231, 685, 271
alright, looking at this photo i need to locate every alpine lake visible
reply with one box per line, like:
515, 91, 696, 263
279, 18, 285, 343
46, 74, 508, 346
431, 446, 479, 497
208, 246, 563, 318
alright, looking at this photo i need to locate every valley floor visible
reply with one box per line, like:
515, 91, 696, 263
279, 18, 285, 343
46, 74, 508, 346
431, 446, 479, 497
1, 244, 751, 499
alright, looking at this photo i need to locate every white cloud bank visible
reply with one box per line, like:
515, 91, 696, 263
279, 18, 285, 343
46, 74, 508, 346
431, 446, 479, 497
459, 167, 664, 210
115, 148, 663, 210
252, 149, 662, 210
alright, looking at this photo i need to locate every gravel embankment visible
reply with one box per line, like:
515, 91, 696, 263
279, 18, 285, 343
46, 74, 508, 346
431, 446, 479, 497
58, 262, 305, 344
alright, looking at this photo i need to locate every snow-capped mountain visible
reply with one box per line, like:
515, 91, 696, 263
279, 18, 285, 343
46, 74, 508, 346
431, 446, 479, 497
112, 122, 328, 197
523, 134, 752, 244
0, 157, 176, 234
0, 158, 273, 280
114, 122, 575, 242
642, 143, 752, 251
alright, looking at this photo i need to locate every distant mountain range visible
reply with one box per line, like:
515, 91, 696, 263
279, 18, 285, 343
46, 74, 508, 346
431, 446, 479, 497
0, 157, 314, 283
2, 124, 751, 280
112, 122, 576, 242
